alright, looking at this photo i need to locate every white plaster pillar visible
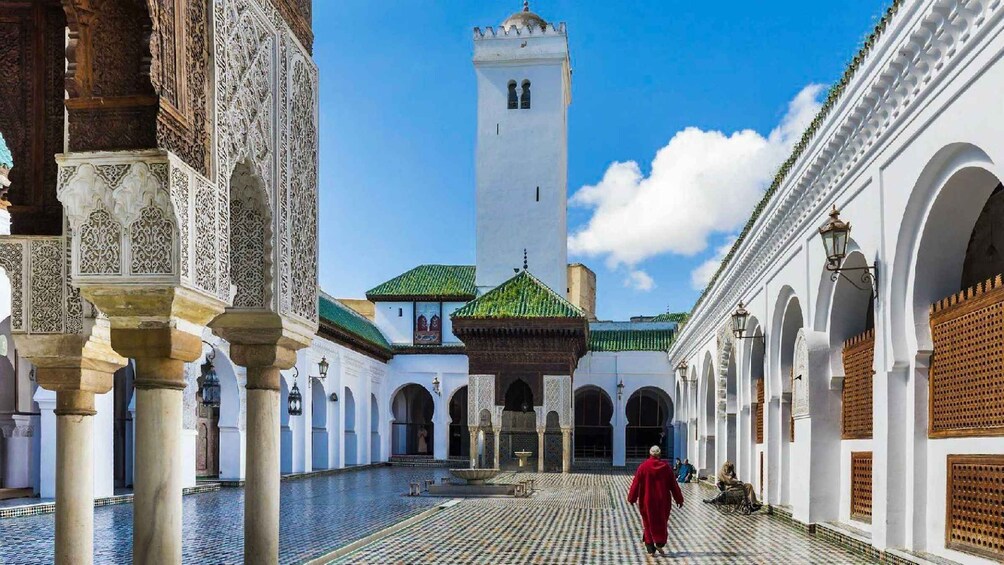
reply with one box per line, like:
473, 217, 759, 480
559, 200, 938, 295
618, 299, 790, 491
35, 386, 56, 499
873, 364, 908, 550
5, 414, 36, 489
612, 405, 626, 467
493, 424, 501, 469
469, 429, 478, 468
561, 427, 572, 473
93, 391, 114, 498
219, 425, 246, 481
433, 381, 448, 461
537, 427, 545, 472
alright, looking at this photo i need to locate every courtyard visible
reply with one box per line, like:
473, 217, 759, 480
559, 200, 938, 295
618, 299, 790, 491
2, 466, 875, 564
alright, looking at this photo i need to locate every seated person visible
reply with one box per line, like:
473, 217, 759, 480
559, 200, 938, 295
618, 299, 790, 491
703, 461, 761, 510
674, 458, 682, 474
676, 458, 695, 483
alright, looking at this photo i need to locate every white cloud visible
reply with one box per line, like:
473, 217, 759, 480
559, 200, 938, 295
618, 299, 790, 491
568, 84, 825, 288
624, 269, 655, 292
690, 237, 736, 290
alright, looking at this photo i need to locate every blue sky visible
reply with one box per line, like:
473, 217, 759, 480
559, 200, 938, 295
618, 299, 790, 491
314, 0, 890, 321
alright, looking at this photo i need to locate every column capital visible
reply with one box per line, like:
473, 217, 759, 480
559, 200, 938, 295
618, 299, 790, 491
111, 327, 202, 390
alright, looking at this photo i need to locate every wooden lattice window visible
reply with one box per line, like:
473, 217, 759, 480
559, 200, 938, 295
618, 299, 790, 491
755, 379, 764, 444
842, 329, 874, 439
850, 451, 872, 522
929, 276, 1004, 438
946, 454, 1004, 560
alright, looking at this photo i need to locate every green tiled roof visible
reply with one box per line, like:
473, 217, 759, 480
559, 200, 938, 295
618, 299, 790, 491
366, 265, 476, 301
652, 312, 688, 324
451, 270, 585, 319
588, 322, 675, 352
318, 294, 392, 353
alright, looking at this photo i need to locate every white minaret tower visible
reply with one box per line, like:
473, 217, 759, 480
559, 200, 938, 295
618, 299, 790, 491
473, 2, 571, 295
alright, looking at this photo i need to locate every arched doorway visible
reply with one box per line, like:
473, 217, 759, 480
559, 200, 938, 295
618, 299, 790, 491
626, 387, 673, 460
745, 324, 766, 499
449, 386, 469, 459
344, 387, 357, 466
113, 364, 135, 487
501, 378, 536, 469
701, 356, 716, 474
195, 366, 220, 478
574, 387, 612, 461
311, 382, 328, 470
370, 394, 380, 463
725, 346, 738, 468
391, 384, 434, 457
776, 294, 803, 506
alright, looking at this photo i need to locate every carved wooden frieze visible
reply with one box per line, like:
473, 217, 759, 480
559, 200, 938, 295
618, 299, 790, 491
0, 1, 66, 235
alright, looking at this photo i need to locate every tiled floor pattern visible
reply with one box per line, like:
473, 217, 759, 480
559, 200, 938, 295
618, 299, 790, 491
332, 472, 876, 565
0, 467, 451, 565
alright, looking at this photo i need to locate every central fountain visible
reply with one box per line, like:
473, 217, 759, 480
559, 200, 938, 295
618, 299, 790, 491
424, 430, 529, 497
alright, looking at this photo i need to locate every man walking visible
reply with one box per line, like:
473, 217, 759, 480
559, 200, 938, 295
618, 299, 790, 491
628, 445, 685, 556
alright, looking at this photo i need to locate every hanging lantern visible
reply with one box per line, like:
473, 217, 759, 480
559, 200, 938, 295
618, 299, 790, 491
616, 379, 625, 401
287, 368, 303, 416
731, 302, 749, 339
818, 205, 851, 269
432, 375, 441, 396
318, 356, 329, 379
675, 362, 688, 381
199, 347, 221, 407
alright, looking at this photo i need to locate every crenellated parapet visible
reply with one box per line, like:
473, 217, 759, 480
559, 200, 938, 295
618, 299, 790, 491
474, 22, 566, 39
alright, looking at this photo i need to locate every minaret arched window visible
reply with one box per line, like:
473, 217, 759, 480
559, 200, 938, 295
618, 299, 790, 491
507, 81, 518, 109
520, 80, 531, 109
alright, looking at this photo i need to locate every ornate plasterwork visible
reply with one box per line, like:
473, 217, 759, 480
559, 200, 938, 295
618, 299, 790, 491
670, 0, 1004, 363
716, 323, 734, 415
792, 330, 810, 417
543, 375, 572, 428
468, 374, 496, 427
0, 236, 82, 335
214, 0, 319, 325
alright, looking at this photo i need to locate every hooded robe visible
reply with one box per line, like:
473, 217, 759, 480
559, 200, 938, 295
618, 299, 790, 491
628, 455, 685, 545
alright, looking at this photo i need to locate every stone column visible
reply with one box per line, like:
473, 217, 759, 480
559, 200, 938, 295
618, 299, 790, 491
228, 343, 297, 565
537, 427, 545, 473
14, 332, 124, 565
469, 429, 478, 468
493, 425, 501, 469
112, 329, 202, 565
561, 428, 572, 473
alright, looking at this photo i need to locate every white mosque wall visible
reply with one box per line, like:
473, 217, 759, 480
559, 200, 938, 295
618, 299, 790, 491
387, 354, 468, 462
373, 302, 413, 344
668, 2, 1004, 561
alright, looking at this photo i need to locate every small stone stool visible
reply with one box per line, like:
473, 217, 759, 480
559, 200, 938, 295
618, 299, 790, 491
409, 482, 421, 496
440, 477, 450, 485
513, 483, 525, 497
424, 479, 435, 491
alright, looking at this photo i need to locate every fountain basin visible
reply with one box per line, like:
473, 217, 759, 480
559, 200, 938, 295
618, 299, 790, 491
448, 468, 501, 485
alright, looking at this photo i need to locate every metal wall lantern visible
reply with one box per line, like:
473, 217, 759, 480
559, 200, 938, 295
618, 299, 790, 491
818, 205, 878, 297
199, 341, 221, 407
432, 375, 441, 396
616, 379, 625, 401
731, 302, 764, 342
318, 357, 329, 379
675, 362, 688, 381
287, 367, 303, 416
329, 392, 338, 402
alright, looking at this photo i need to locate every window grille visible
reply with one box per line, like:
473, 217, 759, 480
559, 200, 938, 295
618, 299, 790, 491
929, 275, 1004, 438
842, 329, 874, 439
850, 451, 872, 522
946, 454, 1004, 560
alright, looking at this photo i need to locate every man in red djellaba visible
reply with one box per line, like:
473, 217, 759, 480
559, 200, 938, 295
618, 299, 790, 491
628, 445, 685, 556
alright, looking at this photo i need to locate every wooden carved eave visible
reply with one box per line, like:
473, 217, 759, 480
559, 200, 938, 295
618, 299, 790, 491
453, 317, 588, 377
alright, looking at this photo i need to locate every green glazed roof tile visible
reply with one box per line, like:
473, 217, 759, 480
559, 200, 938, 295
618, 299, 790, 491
588, 322, 675, 352
366, 265, 476, 300
318, 294, 392, 352
451, 270, 585, 319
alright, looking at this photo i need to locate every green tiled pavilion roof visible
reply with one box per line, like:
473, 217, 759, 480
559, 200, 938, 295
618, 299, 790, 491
366, 265, 476, 301
589, 329, 675, 352
318, 294, 392, 353
451, 270, 585, 319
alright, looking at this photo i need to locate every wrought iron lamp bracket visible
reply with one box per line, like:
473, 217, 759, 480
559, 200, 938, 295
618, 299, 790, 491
827, 262, 878, 298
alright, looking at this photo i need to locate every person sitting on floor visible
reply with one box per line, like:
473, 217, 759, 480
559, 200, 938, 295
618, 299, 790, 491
676, 458, 695, 483
703, 461, 761, 510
